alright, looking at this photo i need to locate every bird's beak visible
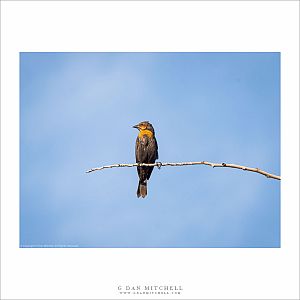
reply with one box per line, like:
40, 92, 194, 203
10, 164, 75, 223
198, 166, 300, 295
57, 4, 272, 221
132, 124, 139, 129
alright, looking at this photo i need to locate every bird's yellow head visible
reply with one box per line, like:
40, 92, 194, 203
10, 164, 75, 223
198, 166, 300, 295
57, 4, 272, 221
133, 121, 155, 138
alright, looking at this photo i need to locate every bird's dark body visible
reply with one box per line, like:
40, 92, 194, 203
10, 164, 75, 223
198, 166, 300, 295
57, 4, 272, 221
136, 135, 158, 181
133, 121, 158, 198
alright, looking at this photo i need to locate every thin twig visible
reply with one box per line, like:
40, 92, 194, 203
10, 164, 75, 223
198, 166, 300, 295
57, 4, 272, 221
85, 161, 280, 180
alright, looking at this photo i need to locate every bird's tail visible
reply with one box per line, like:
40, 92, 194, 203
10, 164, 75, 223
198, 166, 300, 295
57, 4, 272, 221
137, 180, 147, 198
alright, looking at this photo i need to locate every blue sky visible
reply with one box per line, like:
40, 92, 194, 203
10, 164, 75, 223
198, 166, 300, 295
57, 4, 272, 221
20, 52, 280, 248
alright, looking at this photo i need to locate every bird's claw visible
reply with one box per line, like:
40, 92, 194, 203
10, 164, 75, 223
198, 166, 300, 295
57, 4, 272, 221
157, 162, 162, 169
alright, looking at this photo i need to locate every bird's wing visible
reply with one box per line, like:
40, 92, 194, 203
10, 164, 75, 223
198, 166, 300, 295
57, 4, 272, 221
147, 137, 158, 162
154, 137, 159, 160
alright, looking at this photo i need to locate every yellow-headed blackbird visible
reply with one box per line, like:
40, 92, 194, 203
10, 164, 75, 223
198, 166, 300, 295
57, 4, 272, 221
133, 121, 158, 198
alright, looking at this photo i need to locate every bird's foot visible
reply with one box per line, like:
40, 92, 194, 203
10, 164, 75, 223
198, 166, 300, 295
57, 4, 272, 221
157, 162, 162, 169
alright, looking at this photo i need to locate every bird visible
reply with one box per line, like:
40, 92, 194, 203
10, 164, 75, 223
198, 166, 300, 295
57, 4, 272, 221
133, 121, 159, 198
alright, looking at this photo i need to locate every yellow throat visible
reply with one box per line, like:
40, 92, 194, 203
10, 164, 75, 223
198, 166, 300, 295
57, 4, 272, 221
138, 129, 154, 138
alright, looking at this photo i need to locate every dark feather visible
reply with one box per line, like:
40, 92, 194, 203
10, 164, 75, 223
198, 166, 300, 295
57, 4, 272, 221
135, 135, 158, 182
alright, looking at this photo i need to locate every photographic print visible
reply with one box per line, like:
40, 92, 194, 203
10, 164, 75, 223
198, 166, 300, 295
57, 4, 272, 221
20, 52, 280, 248
2, 1, 299, 299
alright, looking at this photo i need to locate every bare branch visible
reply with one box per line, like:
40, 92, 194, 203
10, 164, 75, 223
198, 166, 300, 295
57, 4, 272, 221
85, 161, 281, 180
